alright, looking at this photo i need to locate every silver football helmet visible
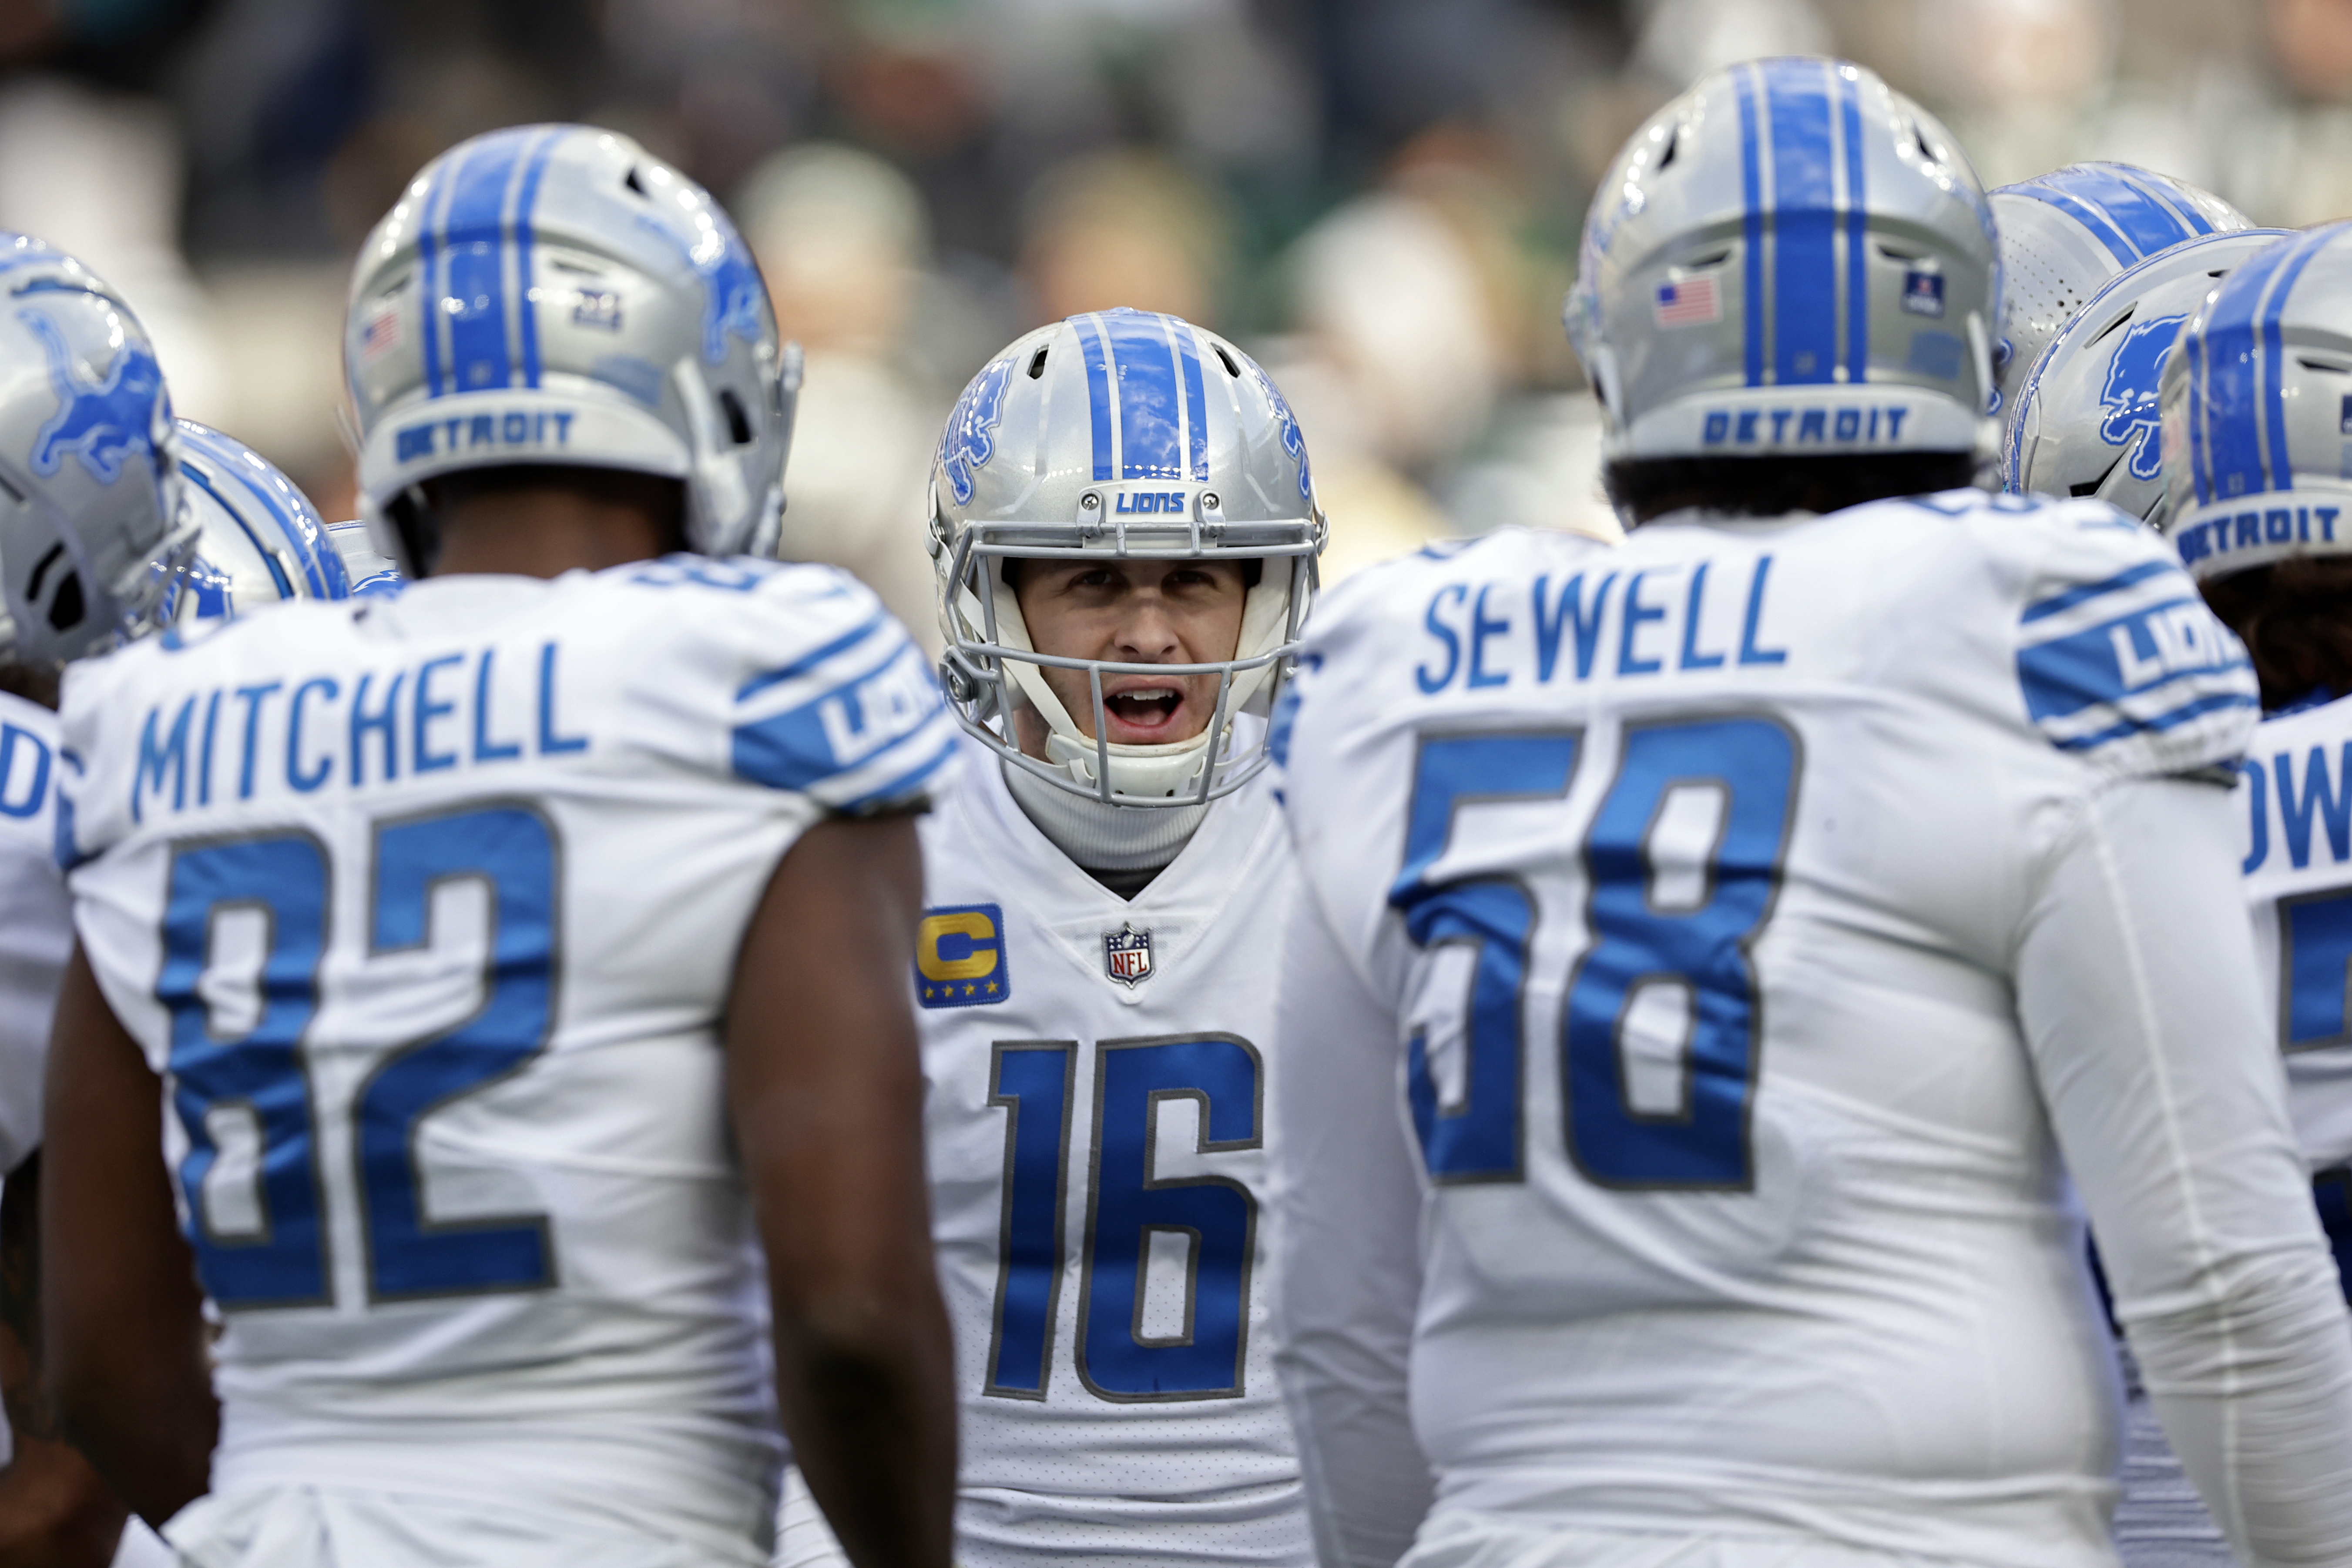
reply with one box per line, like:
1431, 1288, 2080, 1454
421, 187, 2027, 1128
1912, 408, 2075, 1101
1990, 163, 2250, 428
166, 419, 349, 621
0, 231, 192, 664
1567, 57, 1999, 472
2158, 225, 2352, 581
346, 124, 799, 574
325, 520, 404, 598
2004, 228, 2290, 521
932, 308, 1323, 807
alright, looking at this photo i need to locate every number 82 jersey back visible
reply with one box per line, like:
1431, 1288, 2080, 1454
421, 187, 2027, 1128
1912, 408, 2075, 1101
57, 556, 953, 1541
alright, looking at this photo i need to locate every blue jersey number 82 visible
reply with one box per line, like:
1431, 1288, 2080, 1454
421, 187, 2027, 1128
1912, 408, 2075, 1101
158, 802, 560, 1309
1391, 716, 1798, 1190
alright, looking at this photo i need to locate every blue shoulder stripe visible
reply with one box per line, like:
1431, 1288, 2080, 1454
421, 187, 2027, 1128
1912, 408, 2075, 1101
2020, 559, 2175, 624
735, 610, 891, 703
2048, 689, 2259, 753
831, 730, 956, 813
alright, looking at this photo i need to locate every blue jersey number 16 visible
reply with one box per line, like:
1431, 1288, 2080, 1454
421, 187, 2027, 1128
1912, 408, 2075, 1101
983, 1034, 1262, 1403
158, 802, 560, 1310
1390, 716, 1798, 1190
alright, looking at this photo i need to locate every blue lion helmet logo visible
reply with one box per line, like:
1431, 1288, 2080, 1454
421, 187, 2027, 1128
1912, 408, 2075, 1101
2097, 313, 2186, 484
20, 308, 165, 486
1244, 353, 1312, 504
939, 353, 1016, 507
639, 210, 767, 366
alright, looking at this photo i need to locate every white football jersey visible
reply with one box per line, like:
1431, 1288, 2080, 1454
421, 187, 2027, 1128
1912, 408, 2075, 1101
59, 557, 953, 1555
914, 754, 1310, 1566
0, 687, 68, 1177
2237, 691, 2352, 1173
1270, 490, 2352, 1565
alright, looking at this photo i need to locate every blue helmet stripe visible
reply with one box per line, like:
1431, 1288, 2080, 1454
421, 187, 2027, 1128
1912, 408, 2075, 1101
1736, 67, 1765, 388
440, 132, 529, 397
1764, 58, 1837, 386
416, 165, 448, 399
2196, 235, 2302, 503
2260, 229, 2332, 493
2040, 165, 2206, 259
2006, 184, 2142, 268
182, 460, 294, 601
1837, 65, 1867, 385
512, 129, 562, 391
1076, 315, 1115, 482
177, 424, 345, 599
2187, 321, 2211, 506
1104, 309, 1184, 480
1178, 326, 1210, 482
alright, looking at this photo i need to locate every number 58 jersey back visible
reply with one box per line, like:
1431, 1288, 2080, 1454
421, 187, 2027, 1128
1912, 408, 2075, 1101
1272, 490, 2261, 1563
56, 558, 952, 1534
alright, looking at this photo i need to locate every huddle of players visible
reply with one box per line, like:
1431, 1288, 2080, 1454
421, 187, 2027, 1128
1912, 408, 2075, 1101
10, 54, 2352, 1568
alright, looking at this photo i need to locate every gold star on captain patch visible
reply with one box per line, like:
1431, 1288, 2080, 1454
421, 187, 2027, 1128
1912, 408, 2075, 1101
964, 983, 976, 995
987, 981, 1000, 992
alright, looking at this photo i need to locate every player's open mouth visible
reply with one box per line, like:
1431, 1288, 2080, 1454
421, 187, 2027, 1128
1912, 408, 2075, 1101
1104, 686, 1183, 736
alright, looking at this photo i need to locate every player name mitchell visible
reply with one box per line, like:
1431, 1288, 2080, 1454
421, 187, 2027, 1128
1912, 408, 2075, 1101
121, 639, 590, 824
1413, 551, 1789, 696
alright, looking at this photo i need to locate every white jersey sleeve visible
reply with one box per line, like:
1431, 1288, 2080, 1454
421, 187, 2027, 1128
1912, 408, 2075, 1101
2015, 774, 2352, 1566
1271, 494, 2352, 1567
57, 556, 953, 1549
1267, 875, 1432, 1568
0, 689, 68, 1176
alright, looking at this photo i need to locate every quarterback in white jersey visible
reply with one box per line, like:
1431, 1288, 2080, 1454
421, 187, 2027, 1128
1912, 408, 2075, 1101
1268, 59, 2352, 1568
782, 308, 1322, 1567
42, 126, 958, 1568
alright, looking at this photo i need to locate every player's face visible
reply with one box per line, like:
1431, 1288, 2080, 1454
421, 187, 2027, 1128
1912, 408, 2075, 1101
1011, 557, 1248, 750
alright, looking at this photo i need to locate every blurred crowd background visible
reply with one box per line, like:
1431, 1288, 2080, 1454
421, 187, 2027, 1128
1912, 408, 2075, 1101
7, 0, 2351, 637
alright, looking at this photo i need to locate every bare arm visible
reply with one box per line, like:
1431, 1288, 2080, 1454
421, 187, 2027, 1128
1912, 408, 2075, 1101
39, 945, 215, 1528
726, 814, 954, 1568
0, 1151, 130, 1566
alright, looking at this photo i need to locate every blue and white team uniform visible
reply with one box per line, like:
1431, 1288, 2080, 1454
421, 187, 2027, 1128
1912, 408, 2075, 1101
900, 756, 1309, 1565
1268, 492, 2352, 1568
0, 688, 66, 1188
784, 305, 1323, 1566
59, 559, 952, 1565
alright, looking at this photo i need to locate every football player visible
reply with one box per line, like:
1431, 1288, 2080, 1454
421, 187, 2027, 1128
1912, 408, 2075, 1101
41, 125, 957, 1568
1990, 163, 2250, 430
0, 235, 200, 1566
1267, 58, 2352, 1568
781, 307, 1324, 1567
2160, 223, 2352, 1300
2004, 227, 2289, 519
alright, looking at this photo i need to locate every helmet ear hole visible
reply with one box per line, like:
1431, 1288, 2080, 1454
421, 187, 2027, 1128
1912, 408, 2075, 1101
47, 570, 82, 631
717, 389, 753, 445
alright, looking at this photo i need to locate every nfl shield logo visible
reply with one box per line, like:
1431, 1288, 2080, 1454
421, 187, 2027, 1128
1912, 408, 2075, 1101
1103, 923, 1154, 987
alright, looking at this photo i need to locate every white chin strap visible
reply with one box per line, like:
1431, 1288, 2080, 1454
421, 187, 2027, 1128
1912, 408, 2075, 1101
980, 565, 1291, 802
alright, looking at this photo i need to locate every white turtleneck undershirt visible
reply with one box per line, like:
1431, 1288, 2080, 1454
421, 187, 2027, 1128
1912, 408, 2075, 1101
1000, 757, 1209, 899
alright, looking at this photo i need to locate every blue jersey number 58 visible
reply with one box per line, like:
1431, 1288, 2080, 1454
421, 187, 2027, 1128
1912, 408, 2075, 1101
1390, 716, 1798, 1190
